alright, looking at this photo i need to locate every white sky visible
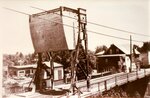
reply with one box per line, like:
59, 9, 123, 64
0, 0, 149, 54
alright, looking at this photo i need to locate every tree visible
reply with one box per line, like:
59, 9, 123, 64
133, 41, 150, 53
43, 44, 96, 80
95, 45, 108, 54
3, 54, 15, 67
88, 50, 97, 69
140, 42, 150, 53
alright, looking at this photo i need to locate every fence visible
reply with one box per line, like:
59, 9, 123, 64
77, 69, 150, 97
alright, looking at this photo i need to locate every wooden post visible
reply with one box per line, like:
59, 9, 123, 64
78, 8, 90, 91
130, 35, 132, 72
34, 53, 43, 91
144, 69, 146, 76
136, 70, 138, 79
47, 52, 54, 89
98, 82, 100, 91
104, 81, 107, 91
73, 22, 76, 48
49, 52, 54, 89
115, 76, 117, 86
127, 73, 129, 82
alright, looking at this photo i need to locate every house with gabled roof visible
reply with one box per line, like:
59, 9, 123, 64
96, 44, 140, 73
8, 62, 64, 86
139, 51, 150, 66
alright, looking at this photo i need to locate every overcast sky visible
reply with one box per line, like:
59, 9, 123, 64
0, 0, 149, 54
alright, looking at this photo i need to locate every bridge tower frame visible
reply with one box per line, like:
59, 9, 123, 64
33, 6, 90, 94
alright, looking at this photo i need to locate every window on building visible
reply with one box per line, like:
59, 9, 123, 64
14, 71, 17, 75
58, 70, 62, 80
105, 59, 108, 63
19, 70, 25, 73
18, 70, 25, 77
32, 69, 34, 73
116, 49, 119, 53
26, 70, 30, 74
110, 49, 112, 54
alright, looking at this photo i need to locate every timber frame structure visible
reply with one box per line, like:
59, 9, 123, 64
32, 6, 90, 94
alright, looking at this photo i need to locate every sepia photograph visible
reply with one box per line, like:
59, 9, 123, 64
1, 0, 150, 98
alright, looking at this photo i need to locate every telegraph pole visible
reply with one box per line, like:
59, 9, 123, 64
130, 35, 132, 72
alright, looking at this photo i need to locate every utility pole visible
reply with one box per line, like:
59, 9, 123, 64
130, 35, 132, 72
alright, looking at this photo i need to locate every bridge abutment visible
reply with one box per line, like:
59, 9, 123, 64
121, 76, 150, 97
86, 76, 150, 98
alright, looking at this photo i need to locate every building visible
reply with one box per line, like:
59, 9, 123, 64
9, 64, 36, 77
3, 65, 8, 78
139, 51, 150, 66
96, 44, 140, 73
8, 62, 64, 85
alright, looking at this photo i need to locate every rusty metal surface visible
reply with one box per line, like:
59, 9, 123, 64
29, 12, 68, 52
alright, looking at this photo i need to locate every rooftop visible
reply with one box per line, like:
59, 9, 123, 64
115, 44, 140, 55
10, 62, 63, 69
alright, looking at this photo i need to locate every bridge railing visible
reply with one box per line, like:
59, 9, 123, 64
78, 69, 150, 94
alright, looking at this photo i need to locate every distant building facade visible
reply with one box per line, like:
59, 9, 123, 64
8, 62, 64, 85
139, 51, 150, 66
9, 64, 36, 77
3, 65, 8, 78
96, 44, 140, 73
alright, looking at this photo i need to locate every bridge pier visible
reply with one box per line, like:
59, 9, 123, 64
98, 76, 150, 98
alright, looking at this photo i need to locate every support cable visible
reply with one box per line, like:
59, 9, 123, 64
3, 7, 146, 43
30, 6, 150, 37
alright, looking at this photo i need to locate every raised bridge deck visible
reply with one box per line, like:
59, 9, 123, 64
8, 68, 150, 98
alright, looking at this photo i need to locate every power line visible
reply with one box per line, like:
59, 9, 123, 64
88, 22, 150, 37
3, 7, 145, 43
87, 30, 142, 43
30, 6, 150, 37
3, 7, 76, 29
3, 7, 30, 16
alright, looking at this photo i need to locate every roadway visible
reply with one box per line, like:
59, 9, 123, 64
7, 68, 150, 98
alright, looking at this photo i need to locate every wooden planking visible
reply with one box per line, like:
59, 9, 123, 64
29, 12, 68, 52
